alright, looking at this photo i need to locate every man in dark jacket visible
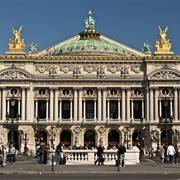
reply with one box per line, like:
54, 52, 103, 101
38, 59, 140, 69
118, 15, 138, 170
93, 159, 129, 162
95, 143, 104, 165
117, 144, 126, 167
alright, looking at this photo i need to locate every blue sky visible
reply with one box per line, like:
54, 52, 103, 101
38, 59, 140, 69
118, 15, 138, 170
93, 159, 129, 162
0, 0, 180, 55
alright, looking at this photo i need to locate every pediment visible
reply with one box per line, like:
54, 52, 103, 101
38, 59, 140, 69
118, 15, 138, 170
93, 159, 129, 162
0, 65, 33, 80
37, 35, 144, 57
148, 68, 180, 80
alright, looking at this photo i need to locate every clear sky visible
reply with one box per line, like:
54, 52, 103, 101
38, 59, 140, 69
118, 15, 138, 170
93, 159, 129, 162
0, 0, 180, 55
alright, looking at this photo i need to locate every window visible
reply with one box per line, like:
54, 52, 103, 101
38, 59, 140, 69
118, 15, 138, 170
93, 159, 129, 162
62, 101, 70, 119
110, 101, 118, 119
134, 100, 142, 119
86, 101, 94, 119
38, 100, 46, 119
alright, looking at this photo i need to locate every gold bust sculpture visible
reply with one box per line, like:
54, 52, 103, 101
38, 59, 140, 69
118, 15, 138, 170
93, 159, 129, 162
8, 26, 25, 52
155, 26, 172, 52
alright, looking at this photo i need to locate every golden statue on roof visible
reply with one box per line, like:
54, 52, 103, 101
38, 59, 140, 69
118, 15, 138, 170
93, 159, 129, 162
8, 26, 25, 52
155, 26, 172, 52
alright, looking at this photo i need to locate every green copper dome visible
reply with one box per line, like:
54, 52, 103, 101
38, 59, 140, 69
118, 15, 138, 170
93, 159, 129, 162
52, 38, 126, 56
52, 11, 127, 56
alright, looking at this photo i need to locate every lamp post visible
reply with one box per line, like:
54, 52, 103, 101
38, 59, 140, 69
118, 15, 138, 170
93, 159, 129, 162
5, 95, 19, 144
140, 117, 144, 148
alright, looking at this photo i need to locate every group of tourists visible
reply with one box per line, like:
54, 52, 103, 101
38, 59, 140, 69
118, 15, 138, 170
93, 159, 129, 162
94, 143, 126, 167
36, 141, 50, 164
0, 143, 16, 167
160, 144, 179, 164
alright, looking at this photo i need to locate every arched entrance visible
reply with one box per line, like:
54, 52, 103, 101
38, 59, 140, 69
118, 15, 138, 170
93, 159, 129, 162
60, 130, 71, 147
108, 130, 119, 147
84, 130, 95, 148
161, 130, 172, 145
8, 130, 20, 150
132, 129, 144, 147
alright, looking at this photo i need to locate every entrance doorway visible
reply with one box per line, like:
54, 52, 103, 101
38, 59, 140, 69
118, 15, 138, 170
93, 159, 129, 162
84, 130, 95, 148
60, 130, 71, 147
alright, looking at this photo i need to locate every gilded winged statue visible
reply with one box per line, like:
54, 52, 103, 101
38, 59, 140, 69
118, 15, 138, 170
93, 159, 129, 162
155, 26, 172, 52
8, 26, 25, 51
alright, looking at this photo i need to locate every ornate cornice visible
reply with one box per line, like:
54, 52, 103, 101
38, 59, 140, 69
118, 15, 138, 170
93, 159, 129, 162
0, 55, 144, 61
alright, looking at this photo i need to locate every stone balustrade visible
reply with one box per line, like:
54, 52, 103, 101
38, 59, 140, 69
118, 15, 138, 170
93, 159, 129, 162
46, 146, 140, 165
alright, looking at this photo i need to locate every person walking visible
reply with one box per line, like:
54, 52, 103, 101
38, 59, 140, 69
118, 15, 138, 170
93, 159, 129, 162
160, 144, 165, 164
9, 143, 16, 164
94, 143, 104, 165
174, 145, 179, 164
56, 143, 64, 164
167, 144, 176, 164
117, 143, 126, 167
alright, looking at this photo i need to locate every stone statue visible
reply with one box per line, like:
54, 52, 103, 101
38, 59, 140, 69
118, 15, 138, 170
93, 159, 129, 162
97, 65, 106, 78
73, 65, 83, 78
142, 42, 151, 54
155, 26, 172, 52
28, 42, 37, 54
84, 10, 96, 29
121, 65, 130, 78
8, 26, 25, 51
49, 65, 59, 78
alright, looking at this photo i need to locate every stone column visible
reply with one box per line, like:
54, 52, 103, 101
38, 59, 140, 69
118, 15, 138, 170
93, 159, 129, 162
94, 99, 96, 120
154, 88, 159, 121
50, 88, 54, 121
78, 89, 82, 121
98, 88, 101, 121
145, 87, 149, 122
142, 99, 144, 119
170, 98, 173, 117
59, 99, 62, 120
149, 88, 154, 121
35, 100, 38, 118
70, 99, 73, 120
21, 87, 25, 120
46, 99, 49, 120
2, 87, 6, 120
83, 99, 86, 120
73, 88, 77, 121
30, 87, 34, 120
174, 88, 178, 121
18, 99, 21, 116
54, 88, 58, 121
107, 99, 110, 120
118, 99, 120, 120
26, 87, 30, 121
159, 99, 162, 117
103, 88, 106, 121
131, 99, 134, 120
121, 88, 125, 121
126, 89, 130, 121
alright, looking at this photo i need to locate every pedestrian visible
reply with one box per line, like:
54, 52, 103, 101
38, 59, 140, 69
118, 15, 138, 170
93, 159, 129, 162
167, 144, 176, 164
44, 143, 50, 164
117, 143, 126, 167
56, 143, 63, 164
37, 142, 45, 164
94, 143, 104, 165
9, 143, 16, 164
150, 147, 154, 159
159, 144, 165, 164
0, 144, 7, 167
174, 145, 179, 164
137, 142, 143, 162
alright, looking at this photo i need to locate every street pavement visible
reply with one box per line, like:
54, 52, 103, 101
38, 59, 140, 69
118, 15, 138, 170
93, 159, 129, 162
0, 155, 180, 175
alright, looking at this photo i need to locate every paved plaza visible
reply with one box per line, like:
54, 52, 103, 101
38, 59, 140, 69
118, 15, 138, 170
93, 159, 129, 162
0, 155, 179, 175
